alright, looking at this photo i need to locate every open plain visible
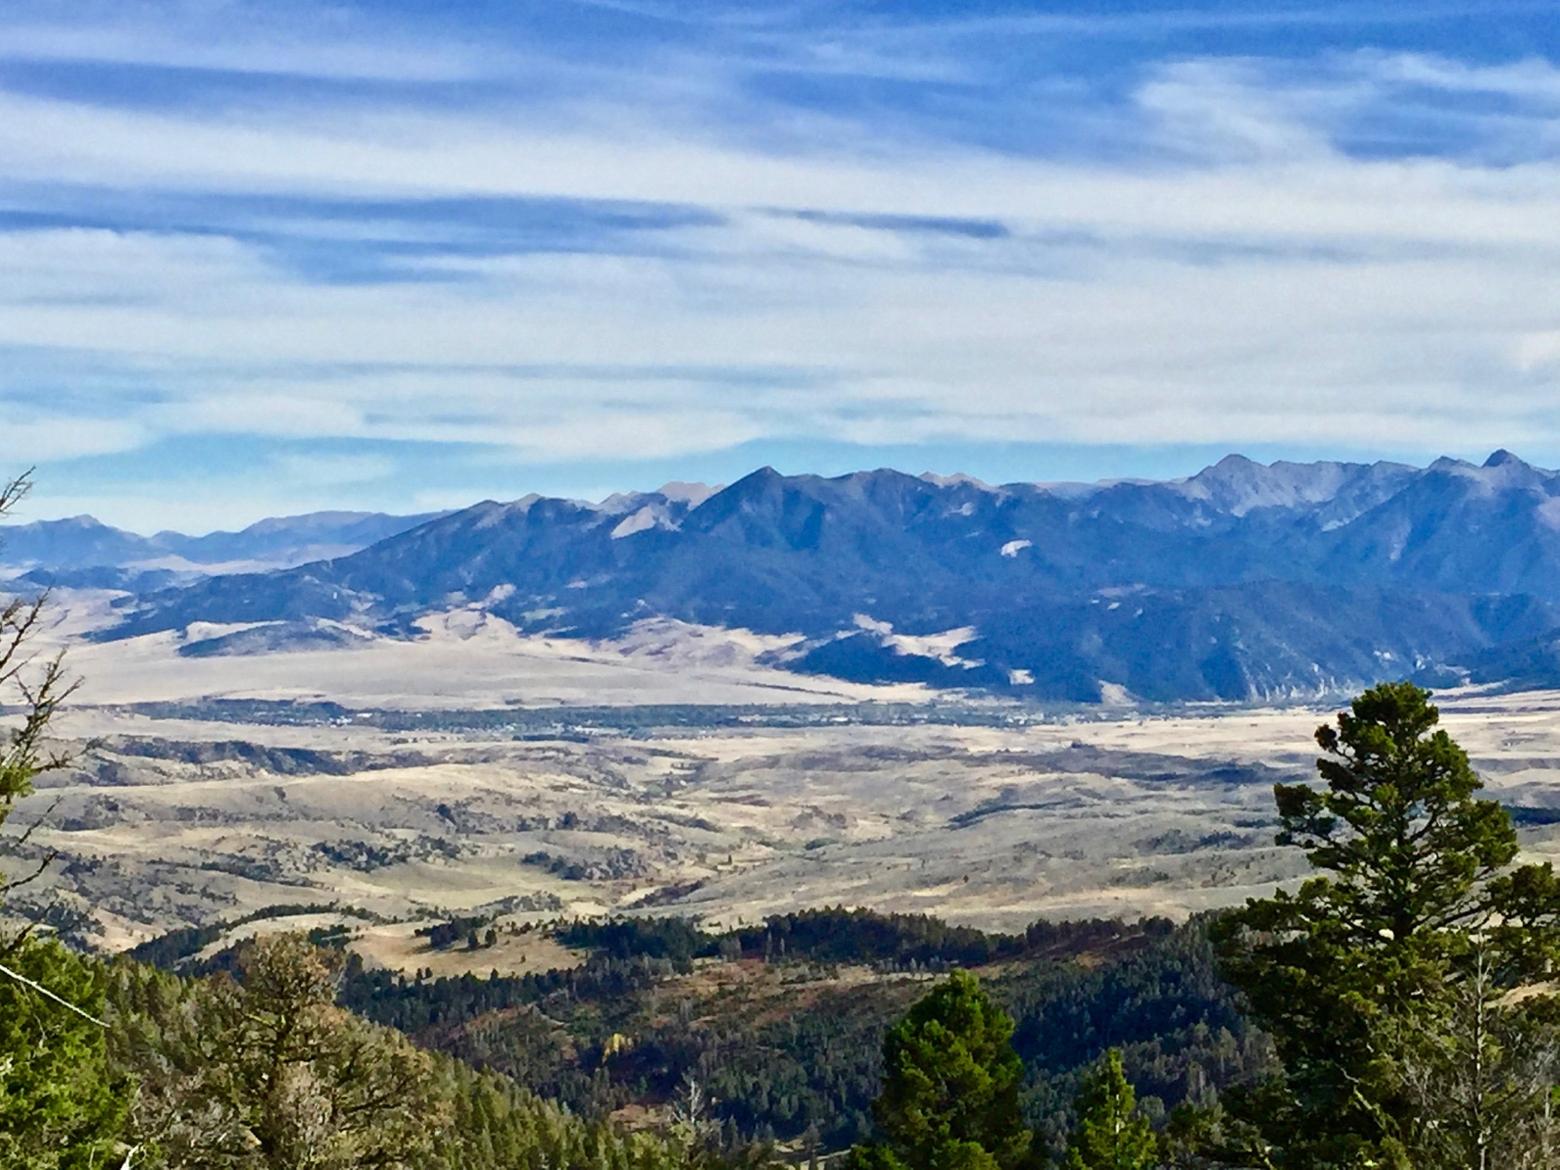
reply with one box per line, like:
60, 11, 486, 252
9, 601, 1560, 964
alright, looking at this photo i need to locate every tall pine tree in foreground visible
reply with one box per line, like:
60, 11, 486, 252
1213, 681, 1560, 1170
848, 970, 1033, 1170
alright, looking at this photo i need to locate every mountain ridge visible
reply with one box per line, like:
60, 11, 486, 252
17, 453, 1560, 704
0, 508, 451, 574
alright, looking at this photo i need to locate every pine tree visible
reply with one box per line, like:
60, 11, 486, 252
848, 970, 1032, 1170
1063, 1050, 1156, 1170
1214, 682, 1560, 1169
0, 937, 126, 1169
123, 933, 452, 1168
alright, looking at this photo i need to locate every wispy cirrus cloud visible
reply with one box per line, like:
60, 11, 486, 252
0, 0, 496, 81
1, 0, 1559, 529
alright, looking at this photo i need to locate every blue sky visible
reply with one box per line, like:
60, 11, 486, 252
4, 0, 1560, 531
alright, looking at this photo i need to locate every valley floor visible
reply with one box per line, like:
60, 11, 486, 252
11, 678, 1560, 956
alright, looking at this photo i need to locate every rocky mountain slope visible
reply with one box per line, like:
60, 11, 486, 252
29, 452, 1560, 703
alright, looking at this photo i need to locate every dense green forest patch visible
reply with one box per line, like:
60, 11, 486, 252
128, 906, 1267, 1153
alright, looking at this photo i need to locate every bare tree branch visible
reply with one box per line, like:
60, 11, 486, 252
1, 470, 83, 909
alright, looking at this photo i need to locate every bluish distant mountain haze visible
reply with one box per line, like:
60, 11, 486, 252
17, 450, 1560, 703
8, 7, 1560, 1167
0, 510, 447, 576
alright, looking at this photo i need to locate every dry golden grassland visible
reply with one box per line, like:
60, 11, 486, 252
5, 594, 1556, 965
9, 685, 1556, 964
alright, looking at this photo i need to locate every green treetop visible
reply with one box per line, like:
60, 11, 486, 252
849, 970, 1033, 1170
0, 937, 126, 1169
1214, 681, 1560, 1170
1064, 1050, 1156, 1170
122, 932, 451, 1168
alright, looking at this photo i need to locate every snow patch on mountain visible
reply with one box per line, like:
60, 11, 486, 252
919, 472, 996, 492
657, 481, 720, 507
851, 615, 983, 668
1097, 681, 1134, 706
611, 504, 676, 539
473, 498, 539, 529
1175, 454, 1415, 518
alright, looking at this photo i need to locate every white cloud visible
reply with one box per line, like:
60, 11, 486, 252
1367, 52, 1560, 104
154, 395, 368, 439
3, 11, 1560, 514
0, 417, 150, 462
271, 452, 397, 487
3, 77, 1560, 254
1133, 59, 1343, 163
0, 3, 493, 81
3, 204, 1560, 463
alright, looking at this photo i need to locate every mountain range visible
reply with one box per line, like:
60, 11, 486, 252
0, 509, 448, 583
13, 452, 1560, 704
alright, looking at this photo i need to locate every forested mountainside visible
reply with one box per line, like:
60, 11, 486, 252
128, 909, 1265, 1157
82, 451, 1560, 701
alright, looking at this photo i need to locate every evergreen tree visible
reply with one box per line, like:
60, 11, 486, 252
109, 954, 706, 1170
1214, 682, 1560, 1169
0, 937, 126, 1169
848, 970, 1032, 1170
1398, 935, 1560, 1170
1064, 1050, 1155, 1170
122, 933, 452, 1168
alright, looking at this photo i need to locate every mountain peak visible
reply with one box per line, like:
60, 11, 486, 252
88, 452, 1560, 705
1484, 449, 1526, 469
1182, 454, 1266, 489
1209, 453, 1260, 471
725, 466, 785, 494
